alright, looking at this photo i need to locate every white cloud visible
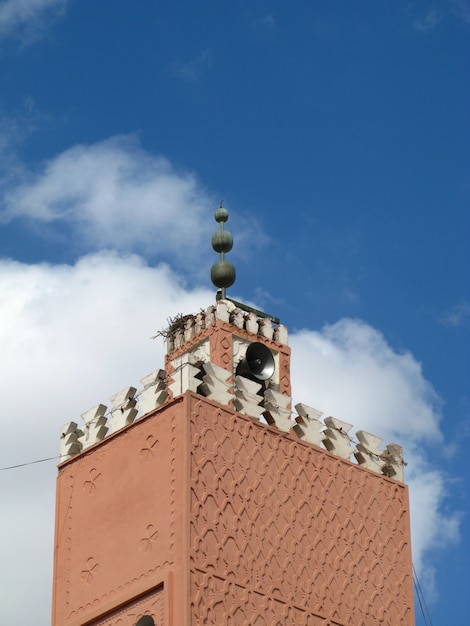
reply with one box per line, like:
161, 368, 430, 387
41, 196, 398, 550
290, 319, 460, 595
175, 49, 213, 82
0, 253, 460, 621
452, 0, 470, 23
290, 319, 443, 444
0, 252, 213, 624
0, 135, 216, 264
441, 301, 470, 328
413, 7, 441, 33
0, 0, 66, 41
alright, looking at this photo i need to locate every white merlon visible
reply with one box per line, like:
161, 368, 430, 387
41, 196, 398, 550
169, 354, 201, 397
245, 312, 259, 335
259, 317, 274, 340
230, 308, 245, 329
195, 311, 205, 334
323, 416, 354, 459
198, 362, 233, 405
354, 430, 385, 473
263, 389, 292, 432
215, 299, 232, 322
205, 305, 216, 327
184, 316, 196, 342
60, 421, 83, 461
58, 300, 405, 481
108, 386, 138, 433
139, 369, 168, 415
166, 332, 174, 353
232, 375, 265, 420
294, 403, 324, 446
381, 443, 405, 482
174, 327, 184, 349
274, 324, 288, 345
165, 302, 289, 355
79, 404, 108, 450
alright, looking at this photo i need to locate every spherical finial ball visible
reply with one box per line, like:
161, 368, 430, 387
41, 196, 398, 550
211, 260, 236, 289
212, 230, 233, 253
214, 207, 229, 223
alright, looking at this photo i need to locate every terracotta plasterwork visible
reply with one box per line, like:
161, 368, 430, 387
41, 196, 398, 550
188, 396, 414, 625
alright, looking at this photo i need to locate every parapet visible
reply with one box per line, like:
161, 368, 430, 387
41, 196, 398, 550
161, 299, 288, 355
59, 301, 405, 482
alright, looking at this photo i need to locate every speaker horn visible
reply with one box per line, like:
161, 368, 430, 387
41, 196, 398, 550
236, 342, 275, 381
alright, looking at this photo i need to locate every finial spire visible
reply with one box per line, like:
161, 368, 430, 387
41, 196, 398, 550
210, 202, 236, 299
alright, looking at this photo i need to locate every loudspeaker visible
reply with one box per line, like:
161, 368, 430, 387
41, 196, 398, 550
236, 342, 275, 381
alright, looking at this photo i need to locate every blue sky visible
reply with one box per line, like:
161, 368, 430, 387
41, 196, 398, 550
0, 1, 468, 623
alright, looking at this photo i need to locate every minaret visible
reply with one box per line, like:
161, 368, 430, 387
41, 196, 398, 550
52, 206, 414, 625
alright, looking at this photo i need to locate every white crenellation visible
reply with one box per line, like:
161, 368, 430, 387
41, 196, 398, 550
259, 317, 274, 340
381, 443, 405, 482
232, 375, 265, 420
205, 305, 216, 327
322, 416, 354, 459
138, 369, 168, 415
263, 388, 292, 432
195, 311, 205, 334
274, 323, 288, 344
174, 327, 184, 349
166, 332, 174, 353
107, 386, 138, 433
354, 430, 386, 473
164, 301, 288, 355
60, 421, 83, 461
230, 308, 245, 329
60, 301, 405, 481
293, 403, 324, 447
59, 365, 406, 481
215, 299, 233, 322
245, 312, 259, 335
78, 404, 108, 450
198, 362, 233, 405
184, 316, 196, 342
168, 353, 202, 397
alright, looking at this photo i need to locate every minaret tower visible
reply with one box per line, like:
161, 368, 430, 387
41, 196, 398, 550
52, 206, 414, 625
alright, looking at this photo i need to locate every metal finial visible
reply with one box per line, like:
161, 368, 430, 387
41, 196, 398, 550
210, 204, 235, 299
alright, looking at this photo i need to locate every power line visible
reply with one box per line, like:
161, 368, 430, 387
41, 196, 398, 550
413, 563, 434, 626
0, 455, 61, 471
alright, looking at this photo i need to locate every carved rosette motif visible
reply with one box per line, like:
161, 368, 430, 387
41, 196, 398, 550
189, 398, 413, 625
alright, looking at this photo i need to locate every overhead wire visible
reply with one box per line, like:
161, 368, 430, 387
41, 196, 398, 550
413, 563, 434, 626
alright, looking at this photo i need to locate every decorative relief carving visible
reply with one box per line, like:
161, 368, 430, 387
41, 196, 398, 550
140, 434, 159, 462
60, 306, 403, 483
61, 412, 178, 624
83, 468, 101, 494
189, 399, 413, 625
81, 557, 99, 584
140, 524, 159, 552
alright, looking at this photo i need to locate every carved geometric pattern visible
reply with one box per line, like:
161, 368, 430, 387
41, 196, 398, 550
89, 584, 165, 625
189, 398, 413, 625
220, 335, 232, 369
